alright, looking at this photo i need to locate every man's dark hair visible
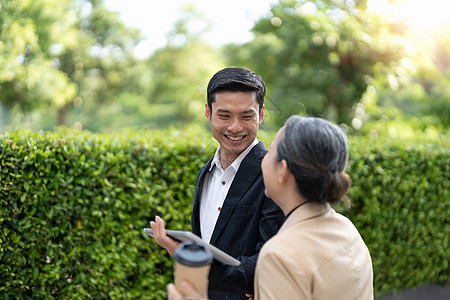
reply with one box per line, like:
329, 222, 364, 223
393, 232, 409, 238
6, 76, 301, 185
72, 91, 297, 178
206, 67, 266, 113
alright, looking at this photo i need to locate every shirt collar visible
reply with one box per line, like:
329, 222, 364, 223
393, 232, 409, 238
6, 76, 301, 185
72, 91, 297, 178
209, 138, 259, 172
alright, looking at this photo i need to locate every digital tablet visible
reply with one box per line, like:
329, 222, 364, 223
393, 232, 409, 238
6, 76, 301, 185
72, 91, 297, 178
143, 228, 241, 266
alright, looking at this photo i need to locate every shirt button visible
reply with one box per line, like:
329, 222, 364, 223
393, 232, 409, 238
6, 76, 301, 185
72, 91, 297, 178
218, 207, 221, 211
221, 181, 226, 185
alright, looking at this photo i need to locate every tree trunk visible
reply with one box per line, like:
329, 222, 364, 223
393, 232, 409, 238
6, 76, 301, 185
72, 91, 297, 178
58, 105, 66, 126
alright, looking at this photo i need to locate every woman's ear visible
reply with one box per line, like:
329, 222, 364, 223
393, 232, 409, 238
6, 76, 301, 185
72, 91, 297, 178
279, 159, 290, 182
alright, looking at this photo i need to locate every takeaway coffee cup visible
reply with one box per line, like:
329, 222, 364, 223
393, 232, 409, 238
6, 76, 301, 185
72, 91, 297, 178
174, 241, 213, 297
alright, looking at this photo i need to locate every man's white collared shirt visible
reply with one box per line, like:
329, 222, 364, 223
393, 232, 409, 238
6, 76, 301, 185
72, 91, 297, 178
199, 139, 259, 243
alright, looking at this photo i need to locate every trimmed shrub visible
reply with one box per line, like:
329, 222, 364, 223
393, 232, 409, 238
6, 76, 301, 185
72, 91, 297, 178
0, 128, 216, 299
0, 127, 448, 298
341, 137, 449, 296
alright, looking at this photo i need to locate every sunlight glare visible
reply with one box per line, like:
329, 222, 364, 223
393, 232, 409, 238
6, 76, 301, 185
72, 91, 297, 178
367, 0, 390, 14
368, 0, 450, 34
396, 0, 450, 33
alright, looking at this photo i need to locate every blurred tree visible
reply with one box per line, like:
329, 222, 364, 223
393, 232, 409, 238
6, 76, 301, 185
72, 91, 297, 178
146, 5, 225, 127
53, 0, 142, 127
224, 0, 408, 128
77, 55, 154, 131
0, 0, 143, 129
0, 0, 78, 126
348, 0, 450, 135
395, 9, 450, 128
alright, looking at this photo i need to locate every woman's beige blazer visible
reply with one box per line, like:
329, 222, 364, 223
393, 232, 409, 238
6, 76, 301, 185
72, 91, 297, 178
255, 202, 373, 300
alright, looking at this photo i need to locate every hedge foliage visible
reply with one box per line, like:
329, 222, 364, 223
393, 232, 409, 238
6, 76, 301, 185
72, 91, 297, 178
0, 128, 216, 299
342, 136, 449, 296
0, 127, 449, 299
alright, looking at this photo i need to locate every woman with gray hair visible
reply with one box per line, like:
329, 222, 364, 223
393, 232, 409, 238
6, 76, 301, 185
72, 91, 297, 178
167, 115, 373, 299
255, 115, 373, 299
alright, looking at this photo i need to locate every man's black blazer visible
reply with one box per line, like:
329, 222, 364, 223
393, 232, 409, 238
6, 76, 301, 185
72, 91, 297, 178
191, 141, 284, 300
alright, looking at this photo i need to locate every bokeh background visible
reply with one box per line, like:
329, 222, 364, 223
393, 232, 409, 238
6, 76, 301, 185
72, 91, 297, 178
0, 0, 448, 138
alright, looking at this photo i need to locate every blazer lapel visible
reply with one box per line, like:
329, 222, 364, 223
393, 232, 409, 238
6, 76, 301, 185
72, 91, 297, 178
209, 142, 266, 245
191, 159, 212, 236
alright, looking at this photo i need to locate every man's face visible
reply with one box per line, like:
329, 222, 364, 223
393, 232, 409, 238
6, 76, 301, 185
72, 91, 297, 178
205, 91, 264, 164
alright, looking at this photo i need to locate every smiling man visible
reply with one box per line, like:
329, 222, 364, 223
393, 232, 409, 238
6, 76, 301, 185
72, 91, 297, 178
150, 67, 284, 300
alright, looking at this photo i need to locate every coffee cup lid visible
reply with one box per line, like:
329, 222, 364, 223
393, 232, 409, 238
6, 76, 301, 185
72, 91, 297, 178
174, 241, 213, 267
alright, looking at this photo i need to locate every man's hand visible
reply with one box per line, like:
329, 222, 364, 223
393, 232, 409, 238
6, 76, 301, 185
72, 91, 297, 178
149, 216, 180, 256
167, 281, 208, 300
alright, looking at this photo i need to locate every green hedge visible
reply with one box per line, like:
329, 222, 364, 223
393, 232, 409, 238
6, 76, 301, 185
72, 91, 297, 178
342, 138, 449, 295
0, 128, 216, 299
0, 128, 448, 298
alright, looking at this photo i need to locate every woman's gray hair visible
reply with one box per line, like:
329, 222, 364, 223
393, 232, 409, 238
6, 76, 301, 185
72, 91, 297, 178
277, 115, 351, 205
